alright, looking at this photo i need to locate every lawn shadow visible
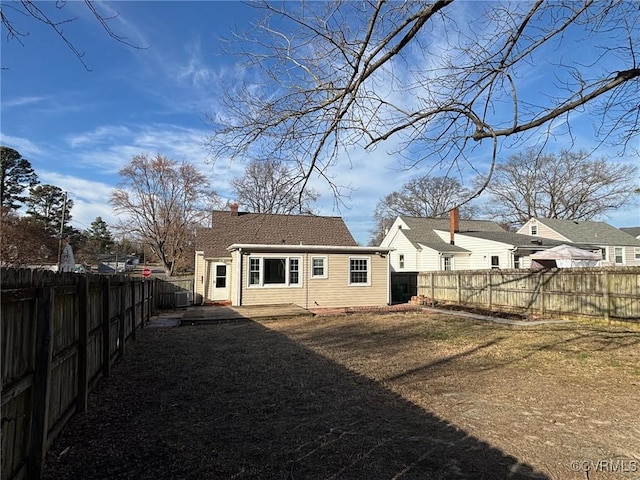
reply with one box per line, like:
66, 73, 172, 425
44, 320, 547, 480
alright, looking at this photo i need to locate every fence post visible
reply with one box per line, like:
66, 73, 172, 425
430, 272, 435, 305
130, 279, 137, 339
102, 276, 111, 378
540, 271, 546, 318
119, 278, 126, 358
456, 272, 462, 304
603, 270, 611, 324
29, 286, 54, 480
76, 276, 89, 413
487, 271, 492, 309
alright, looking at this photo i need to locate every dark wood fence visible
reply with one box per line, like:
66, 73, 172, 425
417, 267, 640, 323
1, 268, 155, 480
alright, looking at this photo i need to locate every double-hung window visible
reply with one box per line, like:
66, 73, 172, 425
349, 257, 370, 285
311, 256, 327, 278
248, 256, 301, 287
614, 247, 624, 265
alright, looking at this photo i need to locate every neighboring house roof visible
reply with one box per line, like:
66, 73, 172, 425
454, 230, 576, 251
196, 210, 358, 257
534, 218, 640, 246
621, 227, 640, 238
397, 216, 504, 254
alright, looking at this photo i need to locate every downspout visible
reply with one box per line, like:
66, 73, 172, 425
386, 252, 391, 305
305, 252, 310, 309
236, 248, 243, 306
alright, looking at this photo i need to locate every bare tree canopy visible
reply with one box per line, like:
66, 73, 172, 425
370, 176, 478, 245
231, 158, 319, 214
478, 148, 638, 229
208, 1, 639, 204
110, 153, 218, 276
1, 0, 144, 70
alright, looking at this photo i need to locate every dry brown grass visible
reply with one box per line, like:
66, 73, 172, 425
44, 311, 640, 480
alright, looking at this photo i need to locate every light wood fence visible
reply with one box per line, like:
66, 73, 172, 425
417, 267, 640, 323
155, 275, 195, 309
1, 268, 155, 480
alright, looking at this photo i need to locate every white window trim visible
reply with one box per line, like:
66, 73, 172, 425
247, 255, 303, 288
490, 255, 500, 269
348, 256, 371, 286
613, 247, 625, 265
635, 247, 640, 260
310, 256, 328, 279
530, 225, 538, 236
441, 256, 453, 271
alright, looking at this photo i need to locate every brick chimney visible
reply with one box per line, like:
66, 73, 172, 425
449, 207, 460, 245
230, 203, 239, 216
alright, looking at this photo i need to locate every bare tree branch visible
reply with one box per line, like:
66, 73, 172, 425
208, 1, 639, 207
1, 0, 146, 71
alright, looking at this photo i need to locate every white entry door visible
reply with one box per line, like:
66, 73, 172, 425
211, 262, 229, 302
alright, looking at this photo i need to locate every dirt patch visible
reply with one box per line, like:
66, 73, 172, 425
44, 311, 640, 479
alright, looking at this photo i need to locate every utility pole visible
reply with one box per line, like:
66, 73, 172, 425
56, 191, 68, 271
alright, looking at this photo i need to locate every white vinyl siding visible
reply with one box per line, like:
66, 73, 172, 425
384, 231, 420, 272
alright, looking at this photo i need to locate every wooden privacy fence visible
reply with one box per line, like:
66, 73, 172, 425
1, 268, 155, 480
417, 267, 640, 323
155, 275, 195, 309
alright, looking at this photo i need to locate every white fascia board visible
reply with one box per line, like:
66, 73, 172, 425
226, 244, 393, 254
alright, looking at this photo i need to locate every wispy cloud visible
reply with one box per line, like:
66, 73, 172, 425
178, 38, 215, 89
0, 134, 44, 156
2, 96, 48, 108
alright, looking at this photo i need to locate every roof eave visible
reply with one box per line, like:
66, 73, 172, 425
226, 244, 393, 253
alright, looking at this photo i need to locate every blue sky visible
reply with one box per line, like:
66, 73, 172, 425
1, 1, 638, 245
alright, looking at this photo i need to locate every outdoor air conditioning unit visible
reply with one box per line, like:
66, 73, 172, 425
174, 291, 193, 308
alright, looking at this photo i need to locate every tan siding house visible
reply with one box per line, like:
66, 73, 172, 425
228, 245, 390, 308
194, 206, 391, 308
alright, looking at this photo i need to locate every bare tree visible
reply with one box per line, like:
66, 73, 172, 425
478, 148, 638, 229
110, 153, 218, 276
1, 1, 144, 70
370, 176, 478, 245
0, 210, 58, 267
231, 158, 319, 214
208, 1, 639, 206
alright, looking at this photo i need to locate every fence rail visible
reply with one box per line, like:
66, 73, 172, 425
417, 267, 640, 323
1, 268, 155, 480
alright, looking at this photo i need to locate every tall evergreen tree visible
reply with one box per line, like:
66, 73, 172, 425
24, 184, 73, 236
0, 146, 38, 212
84, 217, 114, 254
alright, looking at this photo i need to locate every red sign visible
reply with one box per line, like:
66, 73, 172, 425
142, 267, 151, 278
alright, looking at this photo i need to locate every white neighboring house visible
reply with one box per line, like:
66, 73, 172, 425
380, 214, 568, 272
518, 218, 640, 267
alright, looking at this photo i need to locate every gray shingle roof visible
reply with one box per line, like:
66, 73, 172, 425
537, 218, 640, 246
196, 210, 357, 257
621, 227, 640, 238
398, 216, 504, 253
455, 231, 574, 250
